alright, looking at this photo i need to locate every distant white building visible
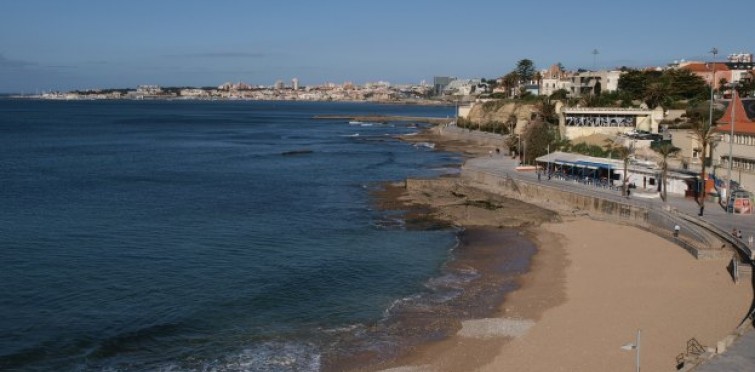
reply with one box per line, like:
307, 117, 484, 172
136, 85, 162, 95
443, 79, 488, 96
291, 78, 299, 90
180, 88, 209, 98
540, 64, 566, 97
563, 70, 622, 97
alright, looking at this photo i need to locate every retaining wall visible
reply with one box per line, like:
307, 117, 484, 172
461, 167, 728, 259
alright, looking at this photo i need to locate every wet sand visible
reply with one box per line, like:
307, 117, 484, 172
321, 227, 540, 371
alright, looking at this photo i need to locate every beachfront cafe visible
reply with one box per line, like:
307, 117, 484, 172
536, 151, 620, 187
535, 151, 695, 196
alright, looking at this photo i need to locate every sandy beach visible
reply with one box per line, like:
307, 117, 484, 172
375, 127, 753, 371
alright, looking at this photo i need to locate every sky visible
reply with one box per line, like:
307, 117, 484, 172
0, 0, 753, 93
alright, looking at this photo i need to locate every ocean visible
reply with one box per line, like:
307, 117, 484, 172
0, 100, 532, 371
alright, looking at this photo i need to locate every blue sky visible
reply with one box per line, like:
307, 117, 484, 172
0, 0, 753, 93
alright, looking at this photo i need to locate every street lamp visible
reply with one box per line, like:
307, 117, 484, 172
727, 86, 738, 213
709, 48, 718, 132
703, 47, 718, 216
621, 329, 641, 372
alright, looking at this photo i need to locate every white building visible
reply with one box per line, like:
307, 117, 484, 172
559, 106, 664, 140
563, 70, 622, 97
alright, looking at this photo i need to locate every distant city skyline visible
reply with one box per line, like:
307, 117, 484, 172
1, 0, 754, 93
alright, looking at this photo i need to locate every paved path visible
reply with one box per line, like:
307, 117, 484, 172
695, 328, 755, 371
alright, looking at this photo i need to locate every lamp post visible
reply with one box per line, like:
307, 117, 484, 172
727, 87, 737, 213
621, 329, 641, 372
709, 48, 718, 134
704, 47, 717, 214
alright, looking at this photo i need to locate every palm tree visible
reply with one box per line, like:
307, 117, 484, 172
688, 118, 719, 206
604, 139, 633, 196
654, 143, 681, 202
643, 81, 671, 109
502, 72, 520, 98
534, 97, 558, 125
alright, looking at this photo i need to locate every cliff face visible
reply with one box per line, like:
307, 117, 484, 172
466, 101, 537, 130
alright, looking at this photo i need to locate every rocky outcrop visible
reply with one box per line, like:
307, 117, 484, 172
466, 100, 537, 133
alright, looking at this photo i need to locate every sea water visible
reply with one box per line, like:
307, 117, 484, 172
0, 100, 473, 370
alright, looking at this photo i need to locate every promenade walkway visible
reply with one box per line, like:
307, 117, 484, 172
464, 154, 755, 259
695, 329, 755, 371
454, 134, 755, 371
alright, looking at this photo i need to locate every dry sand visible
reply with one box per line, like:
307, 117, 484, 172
379, 127, 752, 372
391, 219, 751, 372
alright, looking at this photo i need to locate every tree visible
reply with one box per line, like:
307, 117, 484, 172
604, 139, 633, 196
523, 120, 556, 165
534, 97, 558, 125
688, 118, 718, 206
654, 142, 681, 201
501, 72, 520, 98
515, 59, 536, 84
718, 78, 729, 95
534, 71, 543, 86
618, 69, 651, 98
550, 89, 569, 100
643, 81, 672, 109
665, 69, 707, 100
736, 74, 755, 97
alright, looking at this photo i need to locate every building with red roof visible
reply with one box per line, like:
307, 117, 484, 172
681, 62, 731, 90
712, 92, 755, 191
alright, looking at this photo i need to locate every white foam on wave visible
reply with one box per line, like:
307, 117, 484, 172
424, 269, 479, 291
382, 293, 423, 318
320, 323, 367, 335
413, 142, 435, 149
202, 341, 321, 372
457, 318, 535, 339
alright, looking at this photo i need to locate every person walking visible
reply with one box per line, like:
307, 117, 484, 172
674, 224, 680, 238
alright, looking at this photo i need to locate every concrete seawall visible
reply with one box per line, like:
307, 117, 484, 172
459, 167, 728, 260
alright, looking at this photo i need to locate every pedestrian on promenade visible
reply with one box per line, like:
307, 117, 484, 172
538, 171, 541, 182
732, 228, 738, 237
749, 235, 753, 247
674, 224, 680, 238
737, 230, 743, 239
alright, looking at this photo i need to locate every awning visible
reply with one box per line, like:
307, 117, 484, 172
552, 159, 613, 170
575, 160, 614, 170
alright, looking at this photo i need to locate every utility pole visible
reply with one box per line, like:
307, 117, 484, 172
591, 49, 599, 97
